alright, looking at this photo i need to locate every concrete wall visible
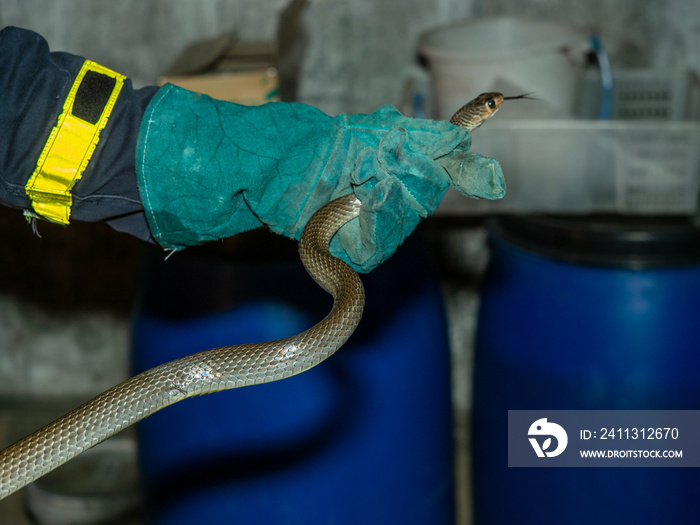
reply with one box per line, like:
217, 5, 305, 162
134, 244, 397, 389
0, 0, 289, 87
3, 0, 698, 114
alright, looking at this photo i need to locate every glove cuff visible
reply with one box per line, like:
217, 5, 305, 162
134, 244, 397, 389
136, 84, 265, 250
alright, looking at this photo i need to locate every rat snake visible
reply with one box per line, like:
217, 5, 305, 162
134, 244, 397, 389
0, 92, 512, 499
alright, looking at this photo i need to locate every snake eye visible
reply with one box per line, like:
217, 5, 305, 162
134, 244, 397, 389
487, 99, 496, 109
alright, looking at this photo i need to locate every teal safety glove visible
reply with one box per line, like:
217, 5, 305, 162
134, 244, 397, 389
136, 84, 505, 272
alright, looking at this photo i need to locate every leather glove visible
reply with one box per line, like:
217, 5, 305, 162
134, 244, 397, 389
137, 84, 505, 272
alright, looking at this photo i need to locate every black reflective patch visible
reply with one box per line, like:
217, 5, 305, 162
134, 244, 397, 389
72, 71, 116, 124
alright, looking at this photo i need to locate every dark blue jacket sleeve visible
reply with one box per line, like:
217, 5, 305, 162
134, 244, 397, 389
0, 26, 159, 241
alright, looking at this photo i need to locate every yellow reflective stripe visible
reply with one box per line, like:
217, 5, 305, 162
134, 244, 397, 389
25, 60, 125, 224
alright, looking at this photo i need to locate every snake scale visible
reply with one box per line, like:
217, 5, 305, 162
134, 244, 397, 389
0, 92, 514, 499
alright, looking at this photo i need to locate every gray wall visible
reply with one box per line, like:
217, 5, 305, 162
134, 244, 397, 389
4, 0, 696, 114
0, 0, 289, 88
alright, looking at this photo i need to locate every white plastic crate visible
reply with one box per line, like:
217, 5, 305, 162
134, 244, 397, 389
579, 69, 700, 121
436, 69, 700, 215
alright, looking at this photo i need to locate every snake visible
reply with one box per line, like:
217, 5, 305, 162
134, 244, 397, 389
0, 92, 517, 500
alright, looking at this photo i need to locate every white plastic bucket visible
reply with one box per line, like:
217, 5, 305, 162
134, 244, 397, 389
419, 18, 590, 119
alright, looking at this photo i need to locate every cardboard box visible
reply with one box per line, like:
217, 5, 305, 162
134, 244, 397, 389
158, 32, 280, 105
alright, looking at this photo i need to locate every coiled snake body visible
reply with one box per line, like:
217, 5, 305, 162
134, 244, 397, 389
0, 93, 510, 499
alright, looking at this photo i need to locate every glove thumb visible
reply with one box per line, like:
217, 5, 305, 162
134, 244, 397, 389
437, 151, 506, 200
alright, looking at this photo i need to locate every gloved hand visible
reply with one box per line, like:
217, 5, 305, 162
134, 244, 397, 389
137, 84, 505, 272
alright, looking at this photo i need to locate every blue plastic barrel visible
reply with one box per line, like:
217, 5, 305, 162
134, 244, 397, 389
472, 215, 700, 524
132, 231, 454, 524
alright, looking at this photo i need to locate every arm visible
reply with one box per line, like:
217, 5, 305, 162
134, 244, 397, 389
0, 27, 505, 272
0, 26, 158, 241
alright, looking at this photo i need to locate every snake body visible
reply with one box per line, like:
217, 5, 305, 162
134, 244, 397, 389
0, 93, 509, 499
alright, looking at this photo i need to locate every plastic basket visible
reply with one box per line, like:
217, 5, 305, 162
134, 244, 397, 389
579, 69, 700, 121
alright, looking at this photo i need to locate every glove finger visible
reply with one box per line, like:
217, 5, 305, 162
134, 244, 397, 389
437, 151, 506, 200
377, 127, 451, 216
350, 146, 389, 189
344, 106, 472, 158
331, 176, 404, 273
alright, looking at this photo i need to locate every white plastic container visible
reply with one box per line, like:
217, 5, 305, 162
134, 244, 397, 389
419, 18, 590, 119
436, 119, 700, 215
434, 69, 700, 216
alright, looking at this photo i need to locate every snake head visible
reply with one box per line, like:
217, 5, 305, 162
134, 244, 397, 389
449, 92, 505, 130
450, 92, 538, 130
474, 92, 505, 113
